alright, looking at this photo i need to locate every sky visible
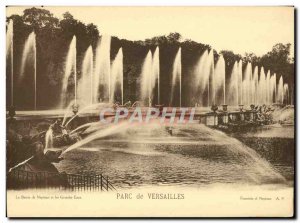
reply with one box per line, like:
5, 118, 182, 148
7, 6, 294, 57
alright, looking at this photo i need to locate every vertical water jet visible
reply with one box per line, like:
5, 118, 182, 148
208, 50, 215, 105
243, 62, 252, 105
6, 20, 14, 107
274, 73, 277, 102
34, 34, 37, 110
258, 67, 266, 105
94, 35, 111, 102
266, 70, 271, 104
253, 66, 258, 105
193, 50, 210, 106
227, 61, 238, 105
284, 83, 289, 104
45, 128, 53, 149
170, 47, 182, 107
214, 55, 225, 105
78, 45, 93, 105
152, 46, 160, 104
140, 50, 153, 106
110, 47, 123, 104
277, 76, 284, 104
238, 60, 243, 105
20, 32, 37, 109
61, 35, 76, 107
270, 74, 276, 104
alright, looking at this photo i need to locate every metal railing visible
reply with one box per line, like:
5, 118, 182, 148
7, 169, 116, 191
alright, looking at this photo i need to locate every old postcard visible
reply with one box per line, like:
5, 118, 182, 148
6, 6, 294, 217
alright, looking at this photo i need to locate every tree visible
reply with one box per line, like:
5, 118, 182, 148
260, 43, 293, 94
144, 32, 182, 46
244, 52, 260, 66
22, 7, 59, 29
62, 12, 74, 20
221, 50, 242, 65
145, 35, 168, 45
269, 43, 292, 63
167, 32, 182, 43
60, 11, 78, 34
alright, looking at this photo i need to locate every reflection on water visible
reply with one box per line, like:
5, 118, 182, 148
55, 123, 294, 189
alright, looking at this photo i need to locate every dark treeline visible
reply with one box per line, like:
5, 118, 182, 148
6, 7, 294, 109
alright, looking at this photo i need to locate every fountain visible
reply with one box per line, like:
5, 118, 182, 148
193, 50, 210, 106
170, 47, 182, 107
20, 31, 37, 109
284, 84, 289, 104
238, 60, 243, 106
64, 102, 110, 127
61, 35, 77, 107
5, 18, 295, 195
277, 76, 284, 104
152, 46, 160, 104
6, 20, 13, 108
6, 27, 293, 120
266, 70, 271, 104
6, 20, 13, 58
62, 121, 131, 154
110, 47, 123, 104
4, 20, 292, 112
258, 67, 266, 105
270, 74, 276, 104
78, 45, 94, 105
252, 66, 258, 105
45, 127, 53, 149
227, 63, 236, 107
62, 99, 78, 126
140, 47, 160, 106
242, 62, 252, 106
214, 55, 225, 105
207, 50, 215, 105
273, 73, 277, 102
140, 50, 153, 106
94, 35, 111, 103
192, 49, 214, 107
58, 120, 287, 186
227, 61, 238, 106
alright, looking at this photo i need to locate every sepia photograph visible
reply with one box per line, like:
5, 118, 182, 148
5, 5, 295, 218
